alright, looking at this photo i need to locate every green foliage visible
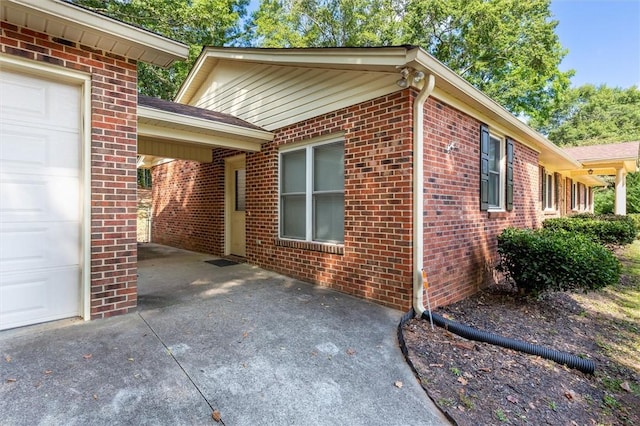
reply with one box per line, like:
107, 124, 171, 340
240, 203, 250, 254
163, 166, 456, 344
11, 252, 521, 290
594, 172, 640, 215
248, 0, 572, 122
497, 228, 621, 295
532, 85, 640, 146
543, 215, 637, 246
628, 214, 640, 238
72, 0, 249, 99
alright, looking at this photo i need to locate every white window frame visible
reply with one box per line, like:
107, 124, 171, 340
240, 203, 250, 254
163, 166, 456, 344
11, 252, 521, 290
488, 134, 506, 211
544, 171, 555, 211
279, 136, 344, 244
571, 181, 578, 210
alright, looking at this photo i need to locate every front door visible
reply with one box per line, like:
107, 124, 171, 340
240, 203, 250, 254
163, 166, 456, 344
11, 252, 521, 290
226, 155, 246, 257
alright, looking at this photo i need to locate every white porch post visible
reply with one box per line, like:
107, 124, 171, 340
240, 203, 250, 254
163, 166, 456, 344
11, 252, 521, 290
615, 168, 627, 215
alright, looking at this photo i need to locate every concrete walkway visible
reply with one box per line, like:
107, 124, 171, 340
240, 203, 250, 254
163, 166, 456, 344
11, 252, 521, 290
0, 243, 449, 425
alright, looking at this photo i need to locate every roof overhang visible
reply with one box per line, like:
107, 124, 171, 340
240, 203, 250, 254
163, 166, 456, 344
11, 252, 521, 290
138, 105, 274, 162
1, 0, 188, 67
176, 46, 581, 171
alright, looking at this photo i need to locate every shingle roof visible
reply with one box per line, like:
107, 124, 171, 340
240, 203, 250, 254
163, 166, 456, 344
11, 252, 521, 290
563, 141, 640, 162
138, 95, 265, 131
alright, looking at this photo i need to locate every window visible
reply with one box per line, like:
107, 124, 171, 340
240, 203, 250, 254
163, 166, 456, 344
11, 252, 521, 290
571, 180, 577, 210
541, 169, 556, 211
280, 140, 344, 243
480, 124, 513, 211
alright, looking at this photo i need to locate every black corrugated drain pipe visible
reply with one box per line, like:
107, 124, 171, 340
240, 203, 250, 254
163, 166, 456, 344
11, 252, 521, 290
421, 311, 595, 374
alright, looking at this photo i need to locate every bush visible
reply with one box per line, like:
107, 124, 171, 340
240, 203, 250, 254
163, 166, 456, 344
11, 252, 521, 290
543, 214, 637, 246
629, 213, 640, 238
497, 227, 621, 295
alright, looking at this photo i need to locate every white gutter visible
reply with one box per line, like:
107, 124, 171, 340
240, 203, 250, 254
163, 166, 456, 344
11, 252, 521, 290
412, 74, 436, 316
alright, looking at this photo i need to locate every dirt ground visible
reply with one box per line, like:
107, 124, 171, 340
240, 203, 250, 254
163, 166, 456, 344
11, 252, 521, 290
402, 246, 640, 425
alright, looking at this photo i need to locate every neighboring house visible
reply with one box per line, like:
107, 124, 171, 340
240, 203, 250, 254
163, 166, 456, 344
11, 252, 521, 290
146, 47, 608, 314
564, 142, 640, 215
0, 0, 188, 330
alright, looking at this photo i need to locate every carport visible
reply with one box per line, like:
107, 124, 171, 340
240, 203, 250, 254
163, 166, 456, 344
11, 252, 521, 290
136, 96, 273, 258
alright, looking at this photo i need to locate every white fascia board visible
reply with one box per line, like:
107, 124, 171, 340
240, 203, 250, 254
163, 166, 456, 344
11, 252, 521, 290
138, 105, 274, 143
5, 0, 188, 66
411, 49, 582, 170
138, 123, 263, 152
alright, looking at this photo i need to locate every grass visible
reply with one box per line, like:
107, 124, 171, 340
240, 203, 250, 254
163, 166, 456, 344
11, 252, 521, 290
572, 240, 640, 374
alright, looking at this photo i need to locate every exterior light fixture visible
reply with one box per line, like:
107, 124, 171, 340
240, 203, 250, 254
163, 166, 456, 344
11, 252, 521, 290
588, 169, 593, 175
413, 71, 425, 84
396, 67, 410, 88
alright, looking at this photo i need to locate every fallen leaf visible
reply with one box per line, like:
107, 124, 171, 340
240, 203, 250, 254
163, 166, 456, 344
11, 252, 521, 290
463, 372, 474, 379
529, 402, 536, 410
93, 394, 98, 400
452, 342, 475, 350
128, 358, 134, 362
83, 354, 92, 359
44, 370, 52, 375
565, 390, 575, 401
242, 332, 249, 338
394, 381, 403, 388
507, 395, 518, 404
457, 377, 468, 386
429, 363, 444, 367
478, 367, 491, 372
310, 351, 318, 356
346, 348, 356, 356
212, 410, 221, 422
6, 378, 17, 383
620, 381, 632, 392
4, 355, 11, 363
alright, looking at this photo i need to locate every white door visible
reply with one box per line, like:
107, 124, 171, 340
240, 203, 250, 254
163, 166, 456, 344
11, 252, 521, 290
0, 70, 82, 330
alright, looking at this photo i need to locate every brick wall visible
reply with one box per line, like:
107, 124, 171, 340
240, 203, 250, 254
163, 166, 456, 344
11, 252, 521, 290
151, 149, 241, 253
247, 91, 415, 310
421, 96, 541, 307
1, 22, 139, 319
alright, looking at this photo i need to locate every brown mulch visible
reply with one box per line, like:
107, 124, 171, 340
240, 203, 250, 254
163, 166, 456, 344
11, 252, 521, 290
402, 270, 640, 425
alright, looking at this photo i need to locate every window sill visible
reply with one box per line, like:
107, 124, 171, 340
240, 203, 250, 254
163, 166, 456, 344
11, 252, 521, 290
543, 209, 558, 216
275, 238, 344, 255
487, 210, 508, 219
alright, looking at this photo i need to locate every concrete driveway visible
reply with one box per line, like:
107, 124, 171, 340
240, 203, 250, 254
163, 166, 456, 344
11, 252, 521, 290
0, 243, 449, 425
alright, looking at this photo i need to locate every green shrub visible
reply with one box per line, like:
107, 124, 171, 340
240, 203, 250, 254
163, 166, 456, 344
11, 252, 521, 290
629, 213, 640, 238
497, 228, 621, 295
543, 214, 637, 246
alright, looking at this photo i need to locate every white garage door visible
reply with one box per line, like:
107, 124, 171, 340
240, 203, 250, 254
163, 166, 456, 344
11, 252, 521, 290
0, 70, 82, 330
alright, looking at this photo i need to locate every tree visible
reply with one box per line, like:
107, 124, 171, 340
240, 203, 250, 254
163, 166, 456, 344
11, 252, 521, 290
595, 173, 640, 215
531, 84, 640, 146
247, 0, 572, 122
72, 0, 249, 99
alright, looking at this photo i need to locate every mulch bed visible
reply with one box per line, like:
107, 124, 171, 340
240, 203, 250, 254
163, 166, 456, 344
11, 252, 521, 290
402, 281, 640, 425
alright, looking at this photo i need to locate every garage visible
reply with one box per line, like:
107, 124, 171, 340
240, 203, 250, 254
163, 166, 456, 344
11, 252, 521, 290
0, 69, 82, 330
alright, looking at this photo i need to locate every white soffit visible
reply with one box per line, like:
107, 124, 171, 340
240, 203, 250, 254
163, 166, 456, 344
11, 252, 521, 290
1, 0, 188, 67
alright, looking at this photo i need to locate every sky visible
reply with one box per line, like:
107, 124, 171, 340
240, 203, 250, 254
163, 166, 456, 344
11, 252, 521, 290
550, 0, 640, 88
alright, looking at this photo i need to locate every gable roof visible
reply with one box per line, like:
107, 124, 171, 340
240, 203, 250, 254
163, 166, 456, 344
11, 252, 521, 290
175, 46, 580, 171
564, 142, 640, 176
1, 0, 188, 67
563, 141, 640, 163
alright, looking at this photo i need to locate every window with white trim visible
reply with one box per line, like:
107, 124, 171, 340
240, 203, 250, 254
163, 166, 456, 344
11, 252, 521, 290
571, 180, 578, 210
280, 140, 344, 243
543, 170, 555, 210
480, 124, 514, 211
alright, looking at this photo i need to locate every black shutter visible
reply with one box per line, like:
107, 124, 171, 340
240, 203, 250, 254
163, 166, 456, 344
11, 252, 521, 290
480, 124, 490, 211
506, 138, 514, 211
541, 167, 547, 209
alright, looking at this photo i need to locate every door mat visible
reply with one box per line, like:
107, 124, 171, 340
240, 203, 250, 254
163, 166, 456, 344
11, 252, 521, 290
205, 259, 239, 267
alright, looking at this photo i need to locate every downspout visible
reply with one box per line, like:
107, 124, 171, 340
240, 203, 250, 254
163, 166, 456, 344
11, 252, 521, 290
412, 74, 436, 316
